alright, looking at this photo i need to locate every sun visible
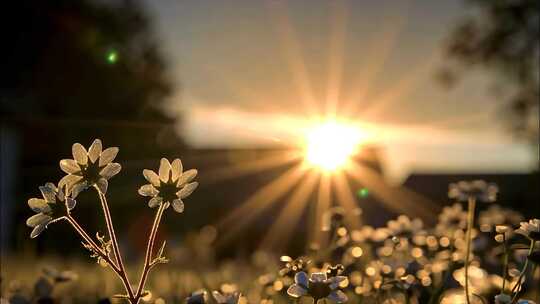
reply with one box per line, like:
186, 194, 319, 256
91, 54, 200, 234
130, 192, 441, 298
303, 120, 365, 171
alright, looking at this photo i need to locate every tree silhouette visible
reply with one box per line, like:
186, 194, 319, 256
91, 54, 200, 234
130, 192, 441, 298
2, 0, 182, 153
1, 0, 184, 251
440, 0, 539, 145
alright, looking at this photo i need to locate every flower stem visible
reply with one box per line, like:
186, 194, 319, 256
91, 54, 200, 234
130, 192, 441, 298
64, 216, 112, 267
502, 234, 509, 293
95, 187, 135, 300
464, 197, 476, 304
134, 202, 166, 302
510, 239, 535, 303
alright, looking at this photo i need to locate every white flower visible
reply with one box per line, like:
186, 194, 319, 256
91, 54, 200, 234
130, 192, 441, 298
494, 294, 512, 304
436, 203, 468, 236
138, 158, 198, 213
496, 295, 537, 304
287, 271, 348, 303
515, 219, 540, 241
448, 180, 498, 202
478, 205, 523, 233
186, 290, 208, 304
26, 183, 75, 238
495, 225, 510, 234
386, 215, 423, 238
212, 291, 240, 304
42, 266, 78, 283
59, 139, 120, 195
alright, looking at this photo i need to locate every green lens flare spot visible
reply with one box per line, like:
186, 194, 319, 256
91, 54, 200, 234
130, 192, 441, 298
357, 188, 369, 199
106, 51, 118, 64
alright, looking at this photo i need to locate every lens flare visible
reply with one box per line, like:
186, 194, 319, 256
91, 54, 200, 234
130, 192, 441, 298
304, 120, 365, 171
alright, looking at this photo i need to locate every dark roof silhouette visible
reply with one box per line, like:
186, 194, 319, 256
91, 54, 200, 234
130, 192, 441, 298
403, 172, 540, 217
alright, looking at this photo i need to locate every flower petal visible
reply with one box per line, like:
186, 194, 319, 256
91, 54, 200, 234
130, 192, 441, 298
171, 158, 183, 181
44, 182, 58, 193
176, 182, 198, 199
96, 178, 108, 194
88, 139, 102, 163
39, 185, 56, 203
72, 143, 88, 165
30, 224, 47, 239
28, 198, 51, 213
138, 184, 158, 197
148, 196, 163, 208
177, 169, 198, 187
328, 276, 347, 289
295, 271, 309, 287
172, 199, 184, 213
159, 158, 171, 182
59, 159, 80, 174
327, 290, 348, 303
59, 175, 83, 192
310, 272, 327, 283
26, 213, 52, 227
54, 184, 65, 202
212, 291, 226, 304
143, 169, 161, 187
71, 181, 88, 198
99, 147, 119, 167
287, 284, 307, 298
100, 163, 121, 179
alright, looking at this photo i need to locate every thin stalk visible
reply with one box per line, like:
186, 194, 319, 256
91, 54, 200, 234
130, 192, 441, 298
535, 265, 539, 303
134, 202, 166, 302
464, 197, 476, 304
510, 239, 535, 303
376, 276, 385, 304
65, 214, 138, 301
502, 234, 509, 293
404, 288, 411, 304
95, 187, 135, 300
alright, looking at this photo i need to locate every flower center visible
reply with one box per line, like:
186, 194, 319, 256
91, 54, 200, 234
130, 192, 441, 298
80, 161, 104, 184
308, 281, 331, 300
46, 201, 62, 217
157, 182, 178, 203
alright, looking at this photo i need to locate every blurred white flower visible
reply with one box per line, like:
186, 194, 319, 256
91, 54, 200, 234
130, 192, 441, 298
59, 139, 120, 195
495, 225, 510, 234
386, 215, 423, 238
138, 158, 198, 213
515, 219, 540, 241
478, 205, 523, 233
42, 266, 78, 283
287, 271, 348, 303
495, 294, 512, 304
436, 203, 468, 236
212, 290, 241, 304
26, 183, 75, 238
453, 265, 492, 294
448, 180, 498, 202
186, 290, 208, 304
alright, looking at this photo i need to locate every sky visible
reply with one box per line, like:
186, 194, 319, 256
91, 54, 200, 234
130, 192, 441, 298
142, 0, 535, 183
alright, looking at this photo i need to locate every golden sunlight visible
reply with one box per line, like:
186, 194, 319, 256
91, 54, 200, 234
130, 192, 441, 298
304, 120, 365, 171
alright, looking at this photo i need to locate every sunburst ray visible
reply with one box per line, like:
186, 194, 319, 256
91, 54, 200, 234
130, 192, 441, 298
259, 170, 319, 252
204, 150, 303, 184
216, 163, 307, 246
345, 161, 438, 221
266, 0, 320, 116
